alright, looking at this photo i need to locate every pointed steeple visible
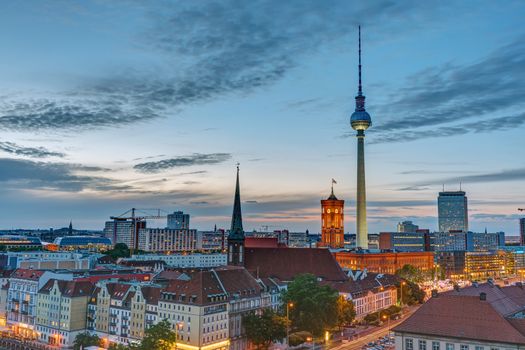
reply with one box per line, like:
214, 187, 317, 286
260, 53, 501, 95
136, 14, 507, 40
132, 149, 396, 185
228, 164, 245, 266
68, 221, 73, 236
230, 164, 244, 238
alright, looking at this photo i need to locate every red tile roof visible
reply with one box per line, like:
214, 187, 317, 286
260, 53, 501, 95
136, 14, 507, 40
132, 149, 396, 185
11, 269, 45, 281
213, 266, 262, 296
393, 294, 525, 345
244, 247, 347, 281
141, 286, 162, 305
245, 237, 279, 248
163, 269, 226, 306
39, 279, 95, 297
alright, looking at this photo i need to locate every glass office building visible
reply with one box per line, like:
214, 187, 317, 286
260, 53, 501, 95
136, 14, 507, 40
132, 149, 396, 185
438, 191, 468, 233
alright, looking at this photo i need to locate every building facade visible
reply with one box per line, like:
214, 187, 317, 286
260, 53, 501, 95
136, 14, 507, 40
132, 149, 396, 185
137, 228, 198, 253
334, 251, 435, 275
167, 211, 190, 230
320, 188, 345, 248
379, 232, 427, 252
520, 218, 525, 246
438, 191, 468, 233
130, 253, 227, 268
397, 221, 419, 233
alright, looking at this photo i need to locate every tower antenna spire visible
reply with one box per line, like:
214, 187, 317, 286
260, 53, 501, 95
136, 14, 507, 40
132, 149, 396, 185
358, 25, 362, 96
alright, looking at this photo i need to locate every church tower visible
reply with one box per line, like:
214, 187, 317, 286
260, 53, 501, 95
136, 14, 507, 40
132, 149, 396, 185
228, 164, 245, 266
320, 182, 345, 248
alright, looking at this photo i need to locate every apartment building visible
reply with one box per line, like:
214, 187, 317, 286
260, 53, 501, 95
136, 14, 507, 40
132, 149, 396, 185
129, 253, 227, 268
36, 279, 95, 347
138, 228, 199, 253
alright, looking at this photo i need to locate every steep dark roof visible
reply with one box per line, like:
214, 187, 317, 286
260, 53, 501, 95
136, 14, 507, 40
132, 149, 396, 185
39, 279, 95, 297
163, 270, 226, 306
141, 286, 162, 305
244, 247, 347, 282
11, 269, 45, 281
393, 295, 525, 345
213, 266, 262, 296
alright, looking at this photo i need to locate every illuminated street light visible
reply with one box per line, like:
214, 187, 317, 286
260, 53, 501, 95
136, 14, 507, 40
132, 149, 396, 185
287, 302, 294, 347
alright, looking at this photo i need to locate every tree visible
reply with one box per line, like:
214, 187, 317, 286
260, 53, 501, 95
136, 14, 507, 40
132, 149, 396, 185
397, 280, 425, 305
282, 274, 339, 336
73, 332, 102, 350
139, 319, 177, 350
336, 296, 356, 329
244, 309, 287, 349
105, 243, 131, 260
395, 264, 426, 283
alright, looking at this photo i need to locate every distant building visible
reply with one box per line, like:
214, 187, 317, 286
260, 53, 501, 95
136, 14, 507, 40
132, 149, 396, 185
333, 251, 435, 275
521, 218, 525, 246
431, 231, 467, 251
137, 228, 199, 253
0, 235, 42, 249
103, 218, 146, 250
344, 233, 379, 249
397, 221, 419, 233
0, 251, 93, 270
379, 232, 427, 252
167, 211, 190, 230
198, 230, 225, 251
52, 236, 112, 252
436, 251, 508, 280
320, 187, 345, 248
393, 284, 525, 349
129, 253, 227, 268
438, 190, 468, 233
466, 231, 505, 251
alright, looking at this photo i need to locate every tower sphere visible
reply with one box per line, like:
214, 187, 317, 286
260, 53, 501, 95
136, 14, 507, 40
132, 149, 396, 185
351, 109, 371, 131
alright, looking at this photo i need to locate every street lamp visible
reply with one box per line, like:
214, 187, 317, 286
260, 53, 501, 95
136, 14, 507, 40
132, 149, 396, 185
306, 336, 315, 350
400, 281, 406, 306
175, 322, 184, 349
382, 314, 390, 332
286, 302, 294, 347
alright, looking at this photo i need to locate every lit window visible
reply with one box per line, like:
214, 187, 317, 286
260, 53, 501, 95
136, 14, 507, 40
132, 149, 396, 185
327, 209, 331, 214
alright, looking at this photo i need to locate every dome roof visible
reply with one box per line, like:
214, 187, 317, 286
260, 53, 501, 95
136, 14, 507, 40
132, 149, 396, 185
351, 110, 372, 130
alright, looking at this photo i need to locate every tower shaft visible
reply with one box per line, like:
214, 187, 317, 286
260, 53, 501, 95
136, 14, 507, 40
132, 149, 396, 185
356, 131, 368, 248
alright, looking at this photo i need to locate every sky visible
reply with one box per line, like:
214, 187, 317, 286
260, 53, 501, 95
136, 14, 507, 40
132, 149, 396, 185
0, 1, 524, 234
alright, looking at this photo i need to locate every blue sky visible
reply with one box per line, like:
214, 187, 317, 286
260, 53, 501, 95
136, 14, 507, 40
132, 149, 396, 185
0, 1, 524, 234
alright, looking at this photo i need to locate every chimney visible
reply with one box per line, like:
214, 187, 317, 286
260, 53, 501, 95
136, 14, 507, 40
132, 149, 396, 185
431, 289, 439, 298
480, 292, 487, 301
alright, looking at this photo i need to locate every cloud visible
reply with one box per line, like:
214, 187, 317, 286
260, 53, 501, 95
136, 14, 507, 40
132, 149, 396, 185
372, 113, 525, 144
0, 1, 445, 132
134, 153, 231, 173
0, 158, 123, 192
396, 185, 431, 191
442, 168, 525, 184
0, 141, 65, 158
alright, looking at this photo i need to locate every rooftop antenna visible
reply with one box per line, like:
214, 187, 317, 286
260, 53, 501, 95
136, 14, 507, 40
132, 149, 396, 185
442, 184, 445, 192
358, 25, 363, 96
459, 181, 462, 191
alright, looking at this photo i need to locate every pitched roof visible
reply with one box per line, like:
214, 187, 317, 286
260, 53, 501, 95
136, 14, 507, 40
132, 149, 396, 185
444, 283, 525, 317
393, 295, 525, 345
11, 269, 45, 281
106, 283, 133, 300
155, 270, 183, 281
244, 247, 347, 282
141, 286, 162, 305
325, 272, 399, 297
39, 279, 95, 297
213, 266, 262, 296
163, 269, 226, 306
245, 237, 279, 248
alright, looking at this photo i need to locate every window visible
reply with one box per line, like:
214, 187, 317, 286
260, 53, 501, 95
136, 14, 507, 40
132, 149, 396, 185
419, 340, 427, 350
460, 346, 468, 350
406, 339, 414, 350
433, 342, 440, 350
475, 347, 484, 350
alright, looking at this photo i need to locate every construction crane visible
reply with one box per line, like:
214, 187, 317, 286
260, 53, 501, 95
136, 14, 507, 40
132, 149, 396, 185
110, 208, 168, 254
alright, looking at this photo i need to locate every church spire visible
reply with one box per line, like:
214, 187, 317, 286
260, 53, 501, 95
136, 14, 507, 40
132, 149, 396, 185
228, 163, 245, 266
230, 163, 244, 237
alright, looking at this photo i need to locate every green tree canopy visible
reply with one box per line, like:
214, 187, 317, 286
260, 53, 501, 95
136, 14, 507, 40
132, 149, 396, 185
395, 264, 427, 283
398, 280, 425, 305
105, 242, 131, 259
336, 296, 356, 329
244, 309, 287, 349
139, 319, 177, 350
73, 332, 102, 350
282, 274, 339, 336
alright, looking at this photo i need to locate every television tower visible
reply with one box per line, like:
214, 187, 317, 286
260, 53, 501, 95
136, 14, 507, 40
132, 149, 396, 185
350, 26, 372, 249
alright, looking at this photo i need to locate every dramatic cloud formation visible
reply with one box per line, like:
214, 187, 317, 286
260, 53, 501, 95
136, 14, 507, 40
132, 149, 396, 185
0, 0, 442, 132
134, 153, 232, 173
443, 168, 525, 184
0, 141, 65, 158
367, 36, 525, 143
0, 158, 123, 192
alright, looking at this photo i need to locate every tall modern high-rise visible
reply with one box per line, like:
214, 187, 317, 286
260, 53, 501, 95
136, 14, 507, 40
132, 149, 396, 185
438, 191, 469, 233
167, 210, 190, 229
228, 165, 245, 266
520, 218, 525, 245
350, 26, 371, 249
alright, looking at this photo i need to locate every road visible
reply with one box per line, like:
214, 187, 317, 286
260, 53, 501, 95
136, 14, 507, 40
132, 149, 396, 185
328, 306, 420, 350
